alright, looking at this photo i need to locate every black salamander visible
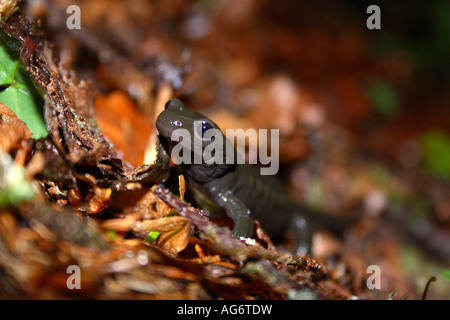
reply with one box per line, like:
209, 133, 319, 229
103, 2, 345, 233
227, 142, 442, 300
156, 98, 349, 255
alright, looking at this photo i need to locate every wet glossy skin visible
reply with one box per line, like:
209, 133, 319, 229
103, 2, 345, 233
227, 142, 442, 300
156, 98, 312, 254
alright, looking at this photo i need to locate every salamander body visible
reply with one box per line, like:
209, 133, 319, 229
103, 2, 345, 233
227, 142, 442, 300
156, 98, 339, 254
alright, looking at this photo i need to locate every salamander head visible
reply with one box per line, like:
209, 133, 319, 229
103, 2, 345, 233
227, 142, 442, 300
156, 98, 233, 182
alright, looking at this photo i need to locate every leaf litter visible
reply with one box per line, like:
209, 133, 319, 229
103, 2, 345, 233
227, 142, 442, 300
0, 0, 449, 300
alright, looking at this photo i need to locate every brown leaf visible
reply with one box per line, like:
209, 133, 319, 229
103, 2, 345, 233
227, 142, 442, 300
83, 193, 113, 214
156, 223, 190, 255
141, 216, 191, 255
0, 103, 32, 152
140, 216, 189, 233
155, 198, 174, 218
93, 91, 153, 167
100, 214, 139, 232
178, 175, 186, 202
0, 0, 18, 21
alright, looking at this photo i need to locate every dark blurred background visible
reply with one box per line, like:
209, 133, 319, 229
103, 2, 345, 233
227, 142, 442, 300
23, 0, 450, 298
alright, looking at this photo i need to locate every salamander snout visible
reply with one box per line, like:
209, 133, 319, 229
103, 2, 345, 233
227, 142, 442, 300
164, 98, 185, 111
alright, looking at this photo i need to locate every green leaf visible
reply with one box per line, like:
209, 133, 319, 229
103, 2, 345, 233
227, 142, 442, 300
420, 131, 450, 179
0, 30, 48, 139
0, 29, 20, 86
0, 67, 48, 139
365, 78, 400, 117
105, 230, 117, 241
443, 269, 450, 281
145, 231, 161, 243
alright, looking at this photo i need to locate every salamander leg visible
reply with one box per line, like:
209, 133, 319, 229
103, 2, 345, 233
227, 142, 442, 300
214, 192, 254, 238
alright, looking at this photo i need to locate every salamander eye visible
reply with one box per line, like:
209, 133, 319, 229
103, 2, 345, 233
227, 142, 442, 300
201, 121, 213, 135
194, 120, 215, 141
171, 120, 182, 127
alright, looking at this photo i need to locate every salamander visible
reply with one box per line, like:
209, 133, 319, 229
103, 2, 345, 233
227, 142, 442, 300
156, 98, 346, 255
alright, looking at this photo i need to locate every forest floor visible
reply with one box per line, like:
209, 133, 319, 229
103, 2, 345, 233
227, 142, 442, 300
0, 0, 449, 300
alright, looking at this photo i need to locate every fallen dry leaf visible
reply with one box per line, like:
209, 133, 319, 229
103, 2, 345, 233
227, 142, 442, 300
0, 0, 19, 21
178, 175, 186, 202
94, 91, 153, 167
140, 216, 189, 233
155, 222, 191, 255
141, 216, 191, 255
0, 103, 32, 152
